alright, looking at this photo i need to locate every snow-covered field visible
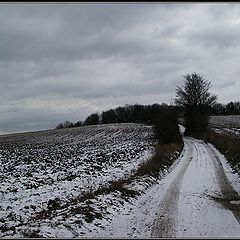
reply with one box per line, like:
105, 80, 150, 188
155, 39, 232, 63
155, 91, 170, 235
86, 126, 240, 238
1, 121, 239, 238
72, 127, 240, 238
210, 115, 240, 128
210, 115, 240, 138
0, 123, 155, 238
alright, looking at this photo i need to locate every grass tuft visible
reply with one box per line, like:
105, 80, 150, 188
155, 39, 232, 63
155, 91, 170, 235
203, 129, 240, 173
33, 141, 183, 223
136, 143, 183, 177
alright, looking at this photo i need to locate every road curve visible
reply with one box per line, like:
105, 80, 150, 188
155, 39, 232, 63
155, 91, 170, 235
151, 136, 240, 238
151, 139, 193, 238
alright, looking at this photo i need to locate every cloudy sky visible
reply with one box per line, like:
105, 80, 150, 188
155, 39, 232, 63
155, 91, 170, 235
0, 3, 240, 134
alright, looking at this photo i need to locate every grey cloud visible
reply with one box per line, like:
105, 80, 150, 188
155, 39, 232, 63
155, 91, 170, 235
188, 23, 240, 48
0, 3, 240, 134
0, 4, 156, 62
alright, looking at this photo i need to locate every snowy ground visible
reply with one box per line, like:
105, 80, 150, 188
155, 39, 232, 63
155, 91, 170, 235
210, 115, 240, 128
210, 115, 240, 138
1, 123, 240, 238
0, 123, 155, 238
86, 127, 240, 238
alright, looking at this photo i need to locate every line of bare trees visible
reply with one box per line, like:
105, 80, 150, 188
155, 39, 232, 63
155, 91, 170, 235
56, 72, 238, 139
56, 103, 183, 144
56, 103, 180, 128
211, 101, 240, 115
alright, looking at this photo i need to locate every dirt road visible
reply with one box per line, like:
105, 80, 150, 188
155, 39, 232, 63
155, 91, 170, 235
151, 136, 240, 238
55, 128, 240, 238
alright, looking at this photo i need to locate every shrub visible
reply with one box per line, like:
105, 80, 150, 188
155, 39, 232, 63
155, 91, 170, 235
136, 142, 183, 177
84, 113, 99, 125
153, 110, 183, 145
101, 109, 117, 124
56, 120, 73, 129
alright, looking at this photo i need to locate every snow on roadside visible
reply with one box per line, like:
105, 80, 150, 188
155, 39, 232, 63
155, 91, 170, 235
76, 141, 185, 238
1, 122, 239, 238
0, 123, 155, 238
207, 142, 240, 193
85, 136, 240, 238
177, 138, 240, 237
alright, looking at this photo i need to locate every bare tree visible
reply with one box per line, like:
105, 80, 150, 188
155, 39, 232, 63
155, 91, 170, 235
56, 121, 73, 129
175, 72, 217, 136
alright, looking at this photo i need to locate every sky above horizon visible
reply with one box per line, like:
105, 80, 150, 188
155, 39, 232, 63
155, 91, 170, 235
0, 3, 240, 134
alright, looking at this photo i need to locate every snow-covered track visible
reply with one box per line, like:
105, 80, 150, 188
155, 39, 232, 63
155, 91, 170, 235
52, 133, 240, 238
152, 136, 240, 238
151, 140, 193, 238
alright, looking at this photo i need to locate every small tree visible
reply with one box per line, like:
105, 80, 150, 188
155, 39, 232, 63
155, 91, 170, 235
74, 121, 83, 127
175, 73, 217, 136
56, 122, 64, 129
85, 113, 99, 125
101, 109, 117, 124
63, 120, 73, 128
153, 108, 183, 145
56, 121, 73, 129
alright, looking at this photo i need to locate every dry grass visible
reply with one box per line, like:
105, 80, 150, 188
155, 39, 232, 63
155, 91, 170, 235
33, 142, 183, 222
22, 229, 43, 238
33, 178, 140, 222
136, 143, 183, 177
203, 129, 240, 173
87, 180, 140, 198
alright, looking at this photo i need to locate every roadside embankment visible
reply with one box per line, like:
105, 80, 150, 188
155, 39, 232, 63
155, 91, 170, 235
203, 129, 240, 173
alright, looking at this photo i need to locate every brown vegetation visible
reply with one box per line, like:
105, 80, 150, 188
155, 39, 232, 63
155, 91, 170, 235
33, 141, 183, 223
203, 130, 240, 173
136, 143, 183, 177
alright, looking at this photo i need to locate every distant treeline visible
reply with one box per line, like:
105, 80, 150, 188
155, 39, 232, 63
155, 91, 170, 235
211, 101, 240, 115
56, 103, 182, 145
56, 103, 179, 129
56, 101, 240, 130
56, 120, 83, 129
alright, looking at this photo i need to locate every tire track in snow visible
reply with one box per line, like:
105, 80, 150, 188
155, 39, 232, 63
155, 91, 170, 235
205, 143, 240, 224
152, 136, 240, 238
151, 139, 193, 238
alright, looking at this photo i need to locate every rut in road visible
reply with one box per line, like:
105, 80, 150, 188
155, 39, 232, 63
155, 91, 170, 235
151, 136, 240, 238
205, 143, 240, 224
151, 139, 193, 238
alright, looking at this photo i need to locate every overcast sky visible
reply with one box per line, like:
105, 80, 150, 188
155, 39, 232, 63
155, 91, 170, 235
0, 3, 240, 134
